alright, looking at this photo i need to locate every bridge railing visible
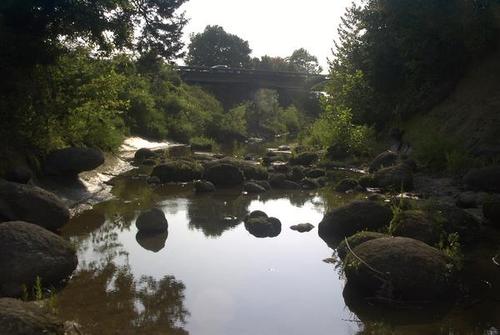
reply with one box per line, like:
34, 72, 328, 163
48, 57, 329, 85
176, 66, 327, 80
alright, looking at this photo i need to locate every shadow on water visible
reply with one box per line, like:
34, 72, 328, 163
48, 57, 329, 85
136, 231, 169, 253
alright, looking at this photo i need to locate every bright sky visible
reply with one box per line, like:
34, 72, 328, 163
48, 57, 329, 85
177, 0, 353, 72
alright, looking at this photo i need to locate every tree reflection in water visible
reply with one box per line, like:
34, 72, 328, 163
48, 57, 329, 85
58, 262, 189, 335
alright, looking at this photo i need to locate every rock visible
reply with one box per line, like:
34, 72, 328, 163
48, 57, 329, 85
373, 164, 413, 191
456, 191, 479, 208
0, 222, 77, 297
135, 208, 168, 233
391, 210, 440, 245
244, 182, 266, 193
136, 231, 168, 253
433, 204, 481, 245
306, 169, 325, 178
337, 231, 389, 260
142, 158, 156, 166
271, 162, 289, 173
335, 178, 359, 192
0, 181, 70, 231
282, 180, 301, 190
194, 180, 216, 193
167, 145, 191, 158
326, 143, 350, 160
269, 174, 286, 188
204, 163, 244, 187
4, 166, 32, 184
359, 175, 376, 188
367, 193, 386, 201
289, 152, 319, 166
245, 213, 281, 238
146, 176, 161, 185
344, 237, 455, 302
464, 166, 500, 192
319, 201, 393, 244
44, 147, 104, 176
288, 166, 306, 182
191, 142, 212, 152
278, 145, 291, 151
290, 223, 314, 232
134, 148, 156, 162
368, 151, 399, 173
483, 198, 500, 226
252, 180, 271, 190
151, 160, 203, 183
301, 178, 320, 190
0, 298, 64, 334
207, 158, 268, 181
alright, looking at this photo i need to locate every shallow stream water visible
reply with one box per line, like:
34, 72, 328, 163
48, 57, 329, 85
54, 140, 500, 335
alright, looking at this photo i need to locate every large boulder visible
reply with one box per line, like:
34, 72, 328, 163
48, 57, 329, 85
134, 148, 156, 162
433, 204, 481, 245
0, 181, 70, 231
463, 166, 500, 192
4, 166, 32, 184
135, 231, 168, 253
368, 151, 399, 173
391, 210, 440, 245
483, 198, 500, 226
373, 164, 413, 191
0, 222, 77, 297
336, 231, 389, 260
344, 237, 455, 302
318, 201, 393, 244
151, 160, 203, 183
135, 208, 168, 233
194, 180, 216, 193
244, 211, 281, 238
44, 147, 104, 176
207, 158, 268, 181
290, 223, 314, 233
0, 298, 64, 335
204, 163, 244, 187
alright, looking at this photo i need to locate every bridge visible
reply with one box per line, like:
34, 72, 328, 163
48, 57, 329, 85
176, 66, 328, 91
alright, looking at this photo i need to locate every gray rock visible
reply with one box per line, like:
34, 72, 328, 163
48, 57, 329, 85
373, 164, 413, 191
289, 152, 319, 166
0, 222, 77, 297
0, 298, 64, 335
44, 147, 104, 176
134, 148, 156, 162
245, 213, 281, 238
464, 166, 500, 192
0, 181, 70, 231
151, 160, 203, 183
204, 163, 244, 187
244, 182, 266, 193
290, 223, 314, 233
194, 180, 216, 193
136, 208, 168, 233
368, 151, 399, 173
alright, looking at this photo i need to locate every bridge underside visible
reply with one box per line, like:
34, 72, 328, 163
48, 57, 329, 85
177, 67, 327, 91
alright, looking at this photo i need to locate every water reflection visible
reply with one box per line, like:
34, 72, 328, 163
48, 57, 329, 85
136, 231, 169, 252
58, 262, 189, 335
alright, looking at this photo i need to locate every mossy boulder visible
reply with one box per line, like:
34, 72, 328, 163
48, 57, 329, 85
319, 201, 393, 245
135, 208, 168, 233
337, 231, 389, 260
204, 163, 244, 187
0, 222, 77, 298
244, 211, 281, 238
368, 151, 399, 173
344, 237, 455, 302
0, 298, 64, 335
373, 164, 413, 191
0, 181, 70, 231
44, 147, 104, 176
151, 160, 203, 183
390, 210, 440, 245
464, 166, 500, 192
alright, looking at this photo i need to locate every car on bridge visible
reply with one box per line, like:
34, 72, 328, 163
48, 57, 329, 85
210, 65, 229, 70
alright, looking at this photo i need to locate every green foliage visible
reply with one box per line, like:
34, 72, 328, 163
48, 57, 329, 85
326, 0, 499, 128
302, 104, 374, 156
251, 48, 322, 74
186, 25, 252, 67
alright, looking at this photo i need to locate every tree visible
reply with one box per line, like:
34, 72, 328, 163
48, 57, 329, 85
185, 25, 252, 68
287, 48, 323, 74
251, 55, 291, 72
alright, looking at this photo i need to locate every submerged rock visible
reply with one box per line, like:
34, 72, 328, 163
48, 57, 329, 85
244, 182, 266, 193
0, 181, 70, 231
194, 180, 216, 193
136, 231, 168, 253
344, 237, 455, 302
319, 201, 392, 245
464, 166, 500, 192
136, 208, 168, 233
290, 223, 314, 233
368, 151, 399, 173
0, 298, 64, 335
204, 163, 244, 187
0, 222, 77, 298
44, 147, 104, 176
151, 160, 203, 183
335, 178, 359, 192
336, 231, 389, 260
244, 211, 281, 238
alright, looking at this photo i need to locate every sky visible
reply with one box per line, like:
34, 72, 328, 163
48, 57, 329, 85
177, 0, 353, 72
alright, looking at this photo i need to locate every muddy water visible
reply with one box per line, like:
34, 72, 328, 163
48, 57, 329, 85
54, 142, 500, 335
